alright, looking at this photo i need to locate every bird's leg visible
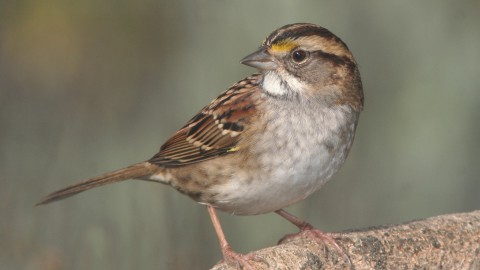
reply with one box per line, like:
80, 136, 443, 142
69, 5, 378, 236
207, 206, 260, 270
275, 209, 350, 264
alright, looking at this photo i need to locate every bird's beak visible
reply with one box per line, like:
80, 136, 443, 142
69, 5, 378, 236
240, 47, 277, 70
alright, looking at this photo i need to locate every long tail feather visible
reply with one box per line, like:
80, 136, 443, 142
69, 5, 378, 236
36, 162, 157, 205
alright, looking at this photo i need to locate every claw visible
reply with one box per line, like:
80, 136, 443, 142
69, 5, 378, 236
275, 209, 352, 266
220, 248, 268, 270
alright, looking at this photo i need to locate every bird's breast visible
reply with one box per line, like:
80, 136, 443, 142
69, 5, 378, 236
211, 102, 359, 215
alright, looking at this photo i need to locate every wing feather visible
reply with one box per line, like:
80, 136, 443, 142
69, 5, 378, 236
149, 74, 261, 167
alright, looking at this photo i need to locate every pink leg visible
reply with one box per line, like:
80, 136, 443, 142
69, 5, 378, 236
207, 206, 257, 269
275, 209, 351, 264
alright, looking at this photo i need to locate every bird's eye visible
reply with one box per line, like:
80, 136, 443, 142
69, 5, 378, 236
291, 50, 308, 63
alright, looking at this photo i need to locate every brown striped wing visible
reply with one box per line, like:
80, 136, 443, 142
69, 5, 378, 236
148, 75, 261, 167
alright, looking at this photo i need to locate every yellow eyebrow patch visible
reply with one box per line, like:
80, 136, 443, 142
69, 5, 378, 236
270, 39, 298, 52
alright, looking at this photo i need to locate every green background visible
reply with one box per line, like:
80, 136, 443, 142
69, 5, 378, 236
1, 1, 479, 269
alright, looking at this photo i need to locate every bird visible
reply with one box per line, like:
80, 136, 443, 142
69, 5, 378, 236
37, 23, 363, 268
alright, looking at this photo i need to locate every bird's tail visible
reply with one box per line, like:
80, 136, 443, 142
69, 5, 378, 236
36, 162, 157, 205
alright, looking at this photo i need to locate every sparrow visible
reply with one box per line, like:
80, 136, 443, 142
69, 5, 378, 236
37, 23, 363, 268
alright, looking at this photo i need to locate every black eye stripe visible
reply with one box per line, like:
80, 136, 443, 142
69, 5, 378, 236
311, 50, 354, 66
288, 50, 352, 66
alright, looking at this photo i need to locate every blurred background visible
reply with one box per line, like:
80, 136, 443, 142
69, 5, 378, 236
1, 0, 479, 269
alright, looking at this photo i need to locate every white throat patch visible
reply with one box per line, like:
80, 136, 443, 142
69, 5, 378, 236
262, 71, 304, 97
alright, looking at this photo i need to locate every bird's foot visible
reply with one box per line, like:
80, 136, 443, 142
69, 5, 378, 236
278, 224, 351, 265
219, 245, 266, 270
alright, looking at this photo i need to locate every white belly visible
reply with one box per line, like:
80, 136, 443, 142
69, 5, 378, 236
213, 103, 358, 215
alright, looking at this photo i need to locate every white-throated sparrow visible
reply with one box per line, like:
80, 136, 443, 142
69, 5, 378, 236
38, 23, 363, 268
